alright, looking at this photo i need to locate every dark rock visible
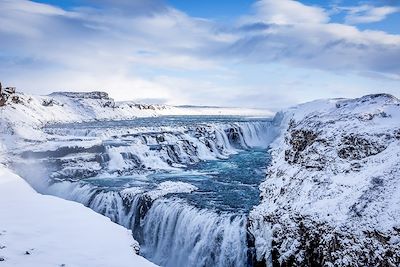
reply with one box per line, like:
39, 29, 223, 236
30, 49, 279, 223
11, 96, 22, 104
131, 195, 154, 244
0, 83, 17, 106
247, 220, 267, 267
394, 129, 400, 140
103, 100, 115, 108
134, 104, 157, 110
338, 134, 386, 160
350, 162, 362, 171
42, 99, 55, 106
49, 91, 111, 100
4, 87, 16, 95
284, 129, 319, 165
261, 214, 400, 267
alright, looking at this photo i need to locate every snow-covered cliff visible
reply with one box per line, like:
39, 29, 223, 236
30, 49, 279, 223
0, 91, 272, 140
249, 94, 400, 266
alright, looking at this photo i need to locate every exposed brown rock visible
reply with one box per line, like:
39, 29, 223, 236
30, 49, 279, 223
338, 134, 386, 160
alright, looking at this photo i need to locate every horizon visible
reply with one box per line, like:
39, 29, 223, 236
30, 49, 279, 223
1, 0, 399, 110
4, 85, 399, 111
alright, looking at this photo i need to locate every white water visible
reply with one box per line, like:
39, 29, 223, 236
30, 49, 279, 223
142, 199, 248, 267
45, 182, 249, 267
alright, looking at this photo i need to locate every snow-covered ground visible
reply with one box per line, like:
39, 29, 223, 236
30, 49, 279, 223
0, 166, 156, 267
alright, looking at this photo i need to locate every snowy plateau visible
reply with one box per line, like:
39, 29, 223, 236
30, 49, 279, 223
0, 90, 399, 267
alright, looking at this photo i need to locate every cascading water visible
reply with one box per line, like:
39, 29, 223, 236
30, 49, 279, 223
12, 116, 278, 267
141, 199, 247, 267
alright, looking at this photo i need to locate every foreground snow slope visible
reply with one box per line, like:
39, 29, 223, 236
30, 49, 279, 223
0, 166, 156, 267
250, 94, 400, 266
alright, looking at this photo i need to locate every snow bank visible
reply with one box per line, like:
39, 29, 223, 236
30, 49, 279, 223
0, 166, 156, 267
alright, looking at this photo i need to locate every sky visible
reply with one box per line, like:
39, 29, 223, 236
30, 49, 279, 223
0, 0, 399, 110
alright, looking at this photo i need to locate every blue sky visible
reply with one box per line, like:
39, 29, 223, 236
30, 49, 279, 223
0, 0, 399, 109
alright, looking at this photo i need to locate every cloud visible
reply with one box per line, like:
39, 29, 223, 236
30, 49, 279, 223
230, 0, 400, 77
249, 0, 329, 25
0, 0, 230, 69
0, 0, 232, 102
341, 5, 400, 24
85, 0, 167, 14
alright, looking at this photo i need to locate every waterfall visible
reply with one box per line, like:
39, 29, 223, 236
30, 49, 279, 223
14, 118, 278, 267
98, 120, 277, 173
45, 182, 249, 267
141, 199, 248, 267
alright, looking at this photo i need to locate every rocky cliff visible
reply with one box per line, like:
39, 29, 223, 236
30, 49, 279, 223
249, 94, 400, 266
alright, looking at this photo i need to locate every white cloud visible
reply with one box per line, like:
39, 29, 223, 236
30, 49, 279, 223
248, 0, 329, 25
0, 0, 230, 70
232, 0, 400, 76
342, 5, 400, 24
0, 0, 236, 106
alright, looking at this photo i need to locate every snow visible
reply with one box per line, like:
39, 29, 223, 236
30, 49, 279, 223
0, 166, 157, 267
156, 105, 274, 117
146, 181, 198, 200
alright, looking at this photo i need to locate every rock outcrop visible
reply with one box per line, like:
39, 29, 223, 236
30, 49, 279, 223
0, 82, 17, 107
49, 91, 111, 100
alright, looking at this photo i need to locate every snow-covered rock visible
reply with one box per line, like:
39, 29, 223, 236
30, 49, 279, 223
249, 94, 400, 266
0, 166, 156, 267
146, 181, 198, 200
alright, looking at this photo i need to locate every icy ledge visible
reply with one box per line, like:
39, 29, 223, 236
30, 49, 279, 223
0, 166, 157, 267
249, 94, 400, 266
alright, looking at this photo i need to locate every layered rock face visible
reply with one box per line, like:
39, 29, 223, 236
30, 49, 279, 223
49, 91, 111, 99
249, 94, 400, 266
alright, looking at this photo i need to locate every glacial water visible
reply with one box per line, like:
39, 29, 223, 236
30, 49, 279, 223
149, 148, 269, 212
14, 116, 277, 267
